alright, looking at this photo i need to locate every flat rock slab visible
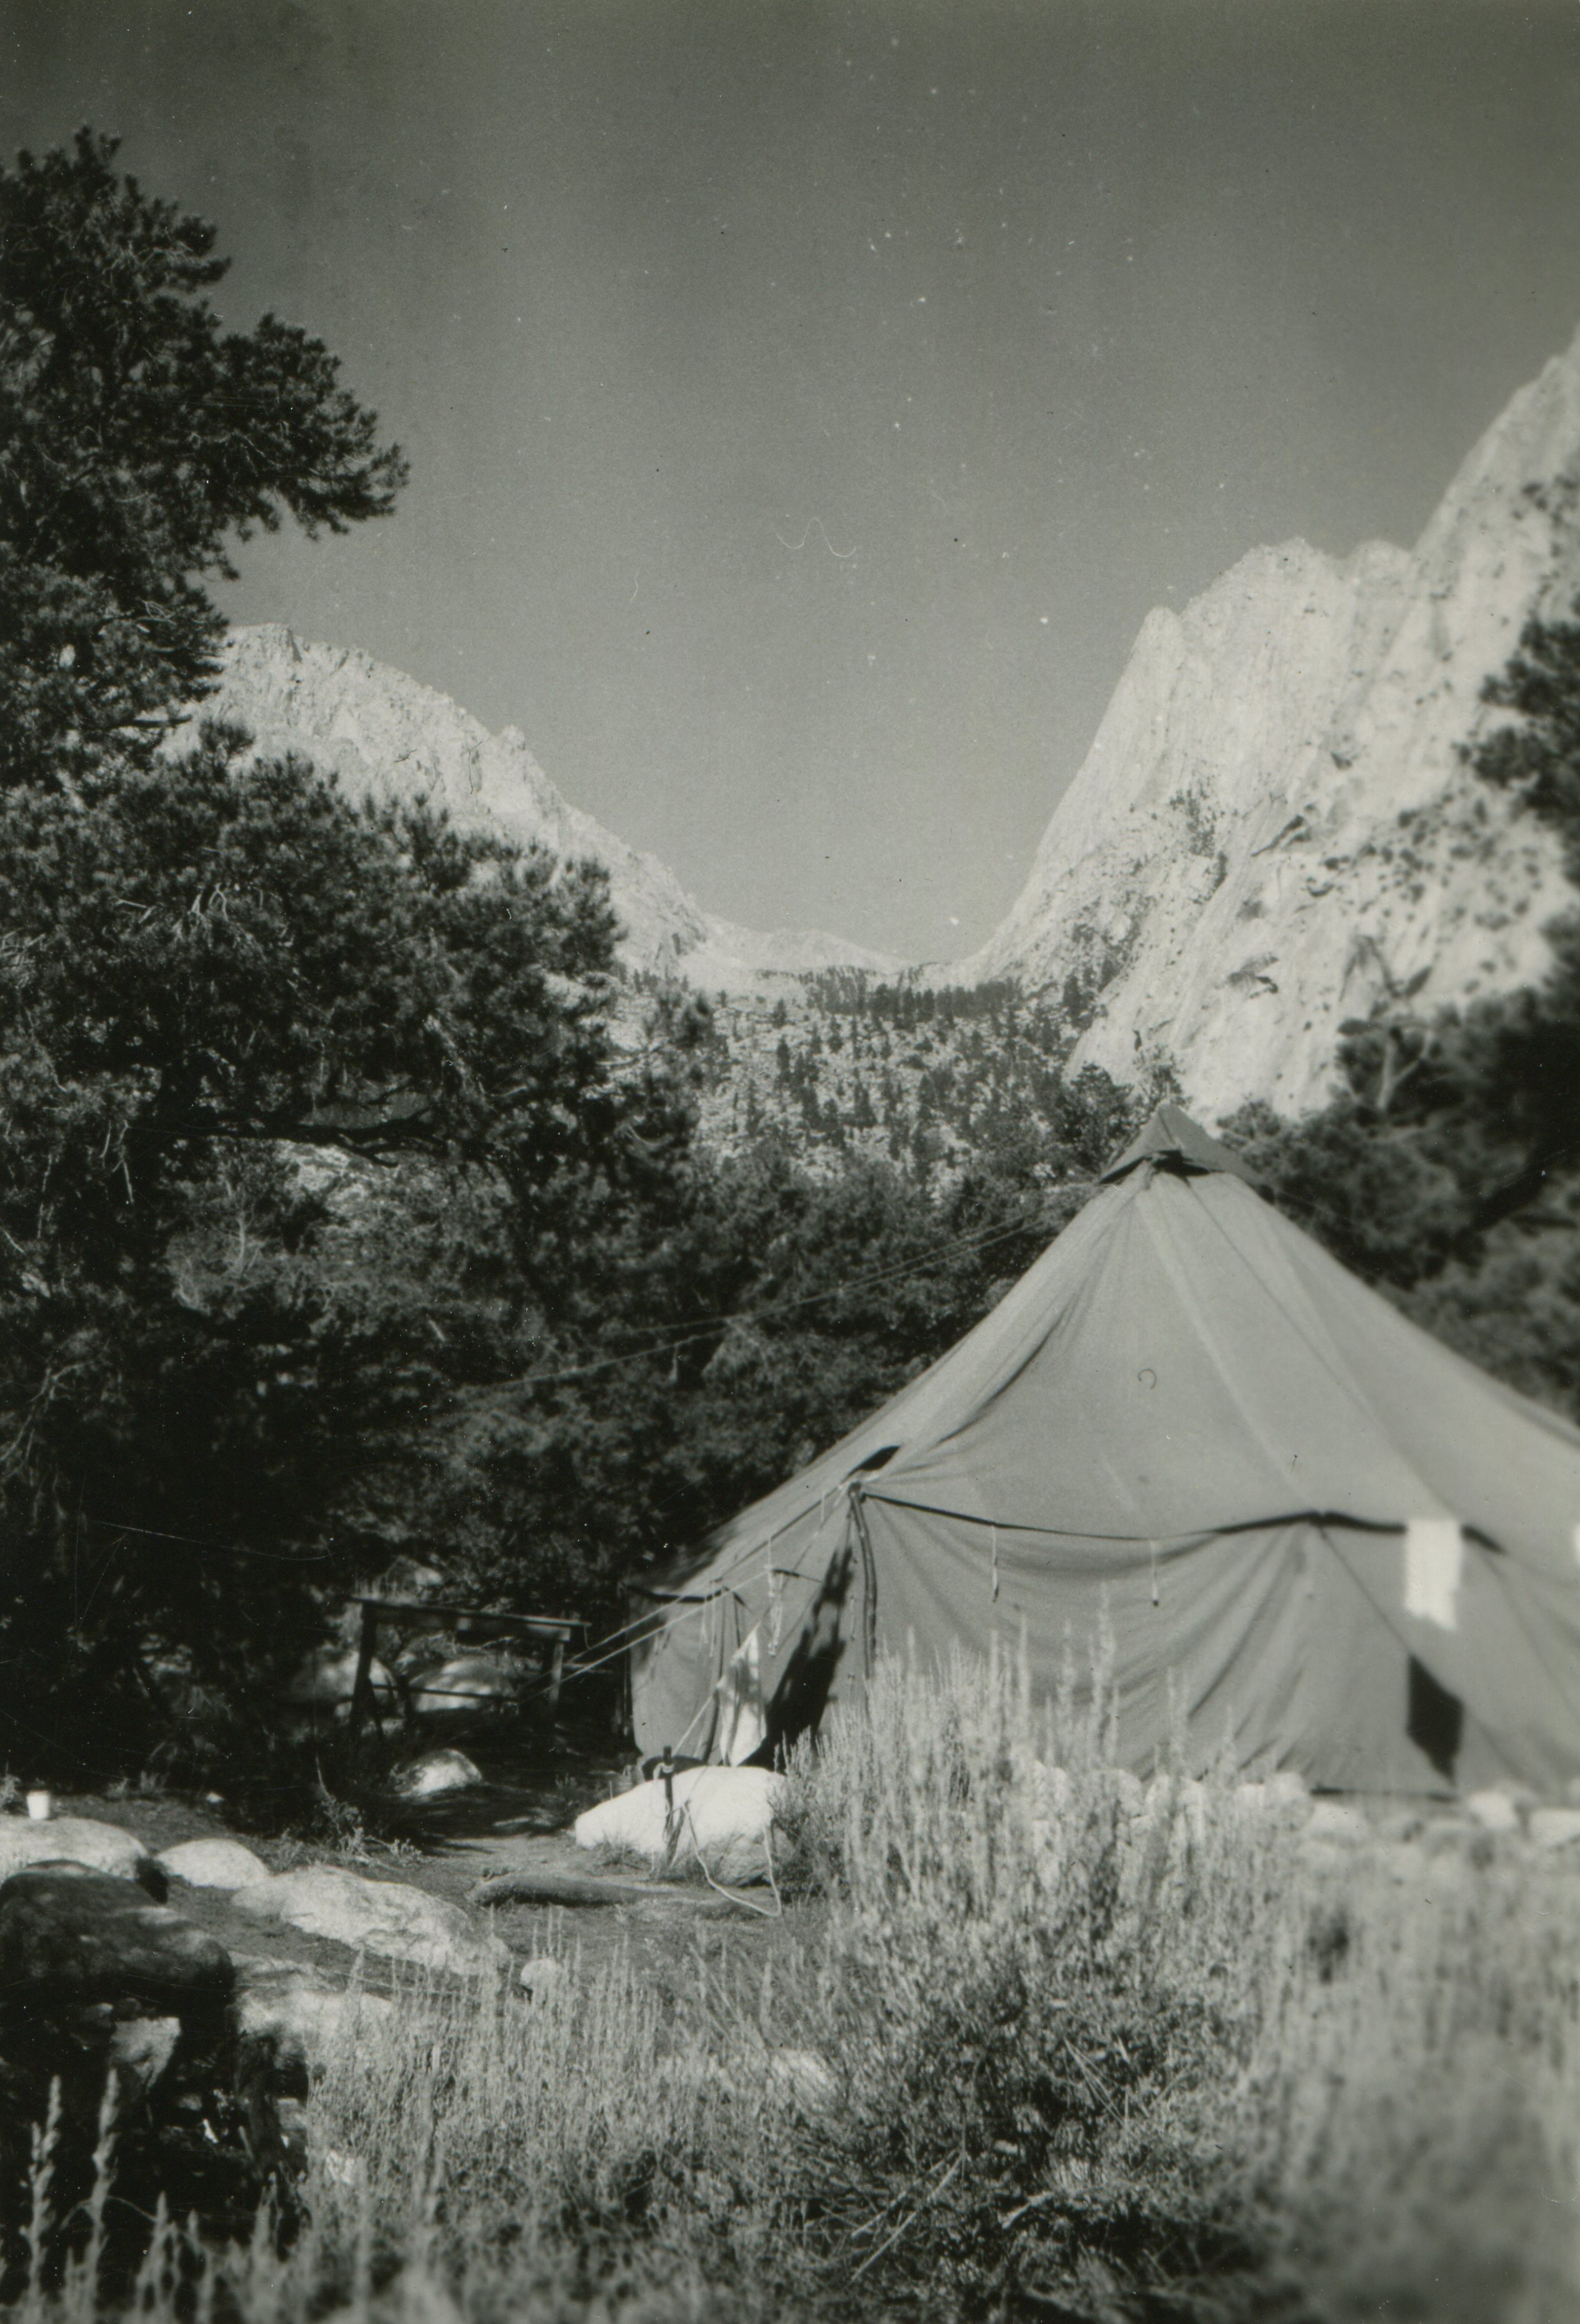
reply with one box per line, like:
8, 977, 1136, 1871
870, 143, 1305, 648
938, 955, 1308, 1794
230, 1865, 505, 1975
158, 1838, 271, 1892
0, 1815, 164, 1895
0, 1864, 233, 2013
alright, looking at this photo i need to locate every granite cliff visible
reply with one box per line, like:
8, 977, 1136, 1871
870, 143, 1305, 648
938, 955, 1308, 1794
197, 627, 900, 989
202, 326, 1580, 1123
948, 326, 1580, 1119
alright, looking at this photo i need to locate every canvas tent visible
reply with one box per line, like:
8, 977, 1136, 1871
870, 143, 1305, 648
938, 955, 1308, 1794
630, 1105, 1580, 1793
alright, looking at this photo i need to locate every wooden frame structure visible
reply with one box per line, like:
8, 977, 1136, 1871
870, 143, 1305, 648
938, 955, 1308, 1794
346, 1597, 582, 1744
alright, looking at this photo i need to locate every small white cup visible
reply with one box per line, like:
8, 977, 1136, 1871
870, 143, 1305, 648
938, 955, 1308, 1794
24, 1790, 53, 1822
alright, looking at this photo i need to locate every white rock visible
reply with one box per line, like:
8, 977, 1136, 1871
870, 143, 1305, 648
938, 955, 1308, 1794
0, 1816, 156, 1887
230, 1866, 505, 1975
393, 1750, 483, 1799
158, 1838, 272, 1890
574, 1766, 787, 1886
1528, 1808, 1580, 1851
1464, 1789, 1521, 1835
1302, 1802, 1371, 1847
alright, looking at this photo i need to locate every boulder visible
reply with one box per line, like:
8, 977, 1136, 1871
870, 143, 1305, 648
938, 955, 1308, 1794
0, 1814, 164, 1894
1528, 1808, 1580, 1851
230, 1865, 505, 1975
158, 1837, 272, 1891
407, 1652, 524, 1718
1465, 1788, 1523, 1834
0, 1869, 289, 2287
0, 1864, 232, 2012
393, 1749, 484, 1799
574, 1766, 787, 1885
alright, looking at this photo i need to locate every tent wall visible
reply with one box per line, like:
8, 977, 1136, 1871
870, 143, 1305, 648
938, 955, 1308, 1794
630, 1124, 1580, 1792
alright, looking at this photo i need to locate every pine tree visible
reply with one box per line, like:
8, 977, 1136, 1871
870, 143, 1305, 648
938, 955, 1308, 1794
1, 130, 407, 790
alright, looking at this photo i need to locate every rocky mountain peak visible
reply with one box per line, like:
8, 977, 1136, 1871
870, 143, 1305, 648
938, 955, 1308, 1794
196, 626, 900, 990
947, 323, 1580, 1120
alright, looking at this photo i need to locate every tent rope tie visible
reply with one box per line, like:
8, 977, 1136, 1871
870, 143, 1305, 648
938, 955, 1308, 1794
991, 1523, 1000, 1603
1150, 1539, 1160, 1607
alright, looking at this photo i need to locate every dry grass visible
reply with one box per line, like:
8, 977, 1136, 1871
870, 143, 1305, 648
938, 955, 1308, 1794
7, 1648, 1578, 2321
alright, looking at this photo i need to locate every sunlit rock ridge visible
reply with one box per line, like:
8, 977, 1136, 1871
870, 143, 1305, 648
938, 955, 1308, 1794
203, 626, 901, 989
944, 324, 1580, 1120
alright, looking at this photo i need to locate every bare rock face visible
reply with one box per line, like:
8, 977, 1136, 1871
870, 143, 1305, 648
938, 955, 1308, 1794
949, 325, 1580, 1119
199, 627, 899, 989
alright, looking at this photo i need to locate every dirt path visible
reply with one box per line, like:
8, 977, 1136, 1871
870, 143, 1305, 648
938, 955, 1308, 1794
52, 1788, 813, 2004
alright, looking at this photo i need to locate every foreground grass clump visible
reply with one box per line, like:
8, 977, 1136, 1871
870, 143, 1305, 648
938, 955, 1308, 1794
8, 1652, 1579, 2320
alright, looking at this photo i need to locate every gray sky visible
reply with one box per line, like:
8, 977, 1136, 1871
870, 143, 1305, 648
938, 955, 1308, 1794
6, 1, 1580, 959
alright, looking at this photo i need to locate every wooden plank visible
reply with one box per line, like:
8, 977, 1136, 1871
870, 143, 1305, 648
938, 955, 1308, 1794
355, 1598, 579, 1638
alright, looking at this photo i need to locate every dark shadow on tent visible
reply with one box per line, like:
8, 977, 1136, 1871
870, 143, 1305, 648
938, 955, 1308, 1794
764, 1540, 856, 1758
1407, 1656, 1464, 1783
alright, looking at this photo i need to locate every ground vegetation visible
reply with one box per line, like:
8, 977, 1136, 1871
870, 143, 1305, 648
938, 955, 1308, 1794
9, 1658, 1576, 2323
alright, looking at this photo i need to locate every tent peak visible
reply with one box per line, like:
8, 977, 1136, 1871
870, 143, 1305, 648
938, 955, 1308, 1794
1100, 1103, 1264, 1187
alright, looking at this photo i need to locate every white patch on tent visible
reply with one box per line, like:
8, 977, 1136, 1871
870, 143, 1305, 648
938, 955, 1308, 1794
1403, 1519, 1464, 1630
1573, 1522, 1580, 1570
714, 1626, 766, 1765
